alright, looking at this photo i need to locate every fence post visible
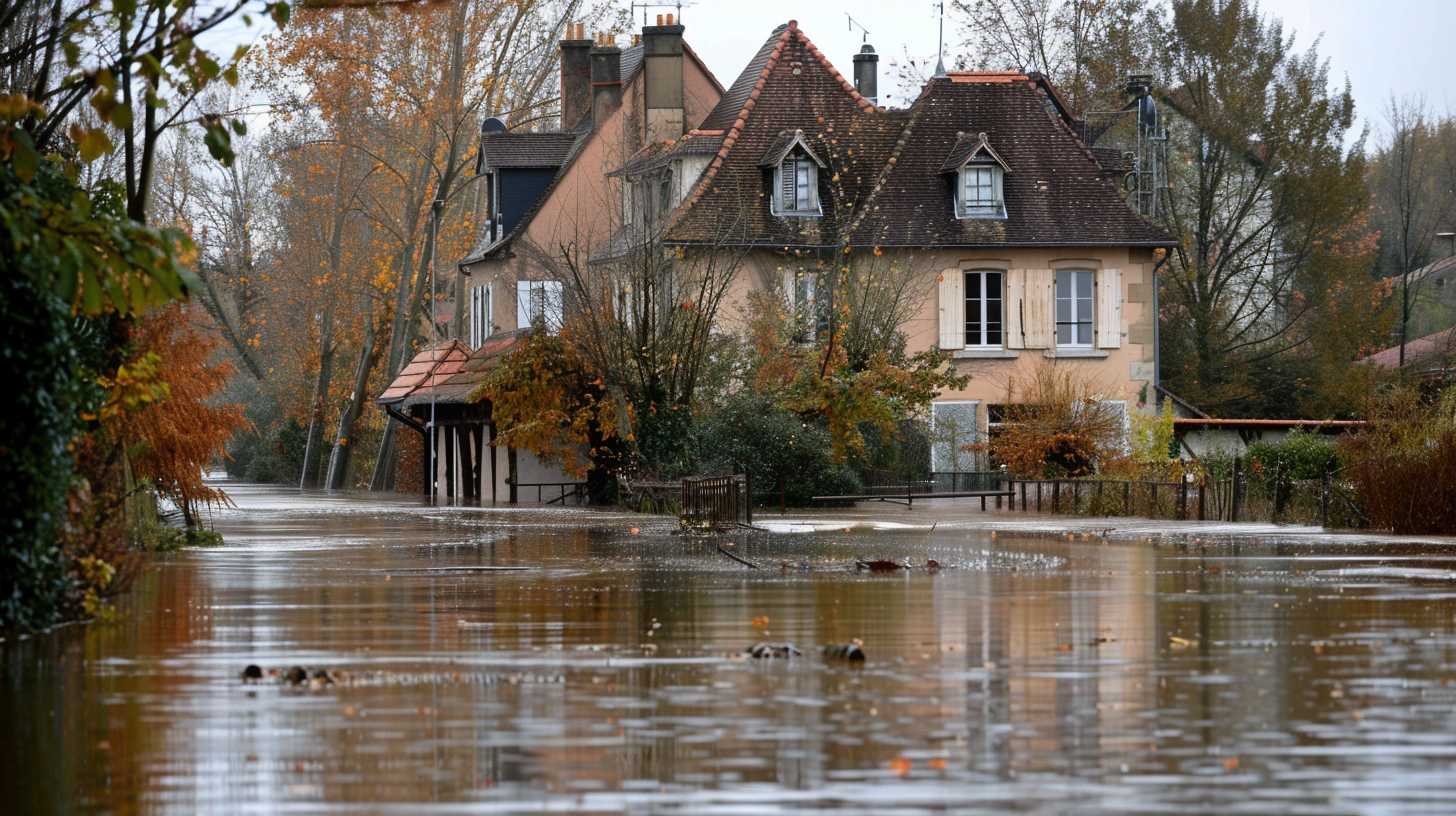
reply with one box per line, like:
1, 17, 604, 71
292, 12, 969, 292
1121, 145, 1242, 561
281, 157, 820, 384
1151, 482, 1159, 517
1178, 479, 1188, 521
744, 471, 753, 526
1036, 481, 1042, 512
1020, 480, 1027, 511
1231, 457, 1242, 522
1053, 480, 1061, 514
1198, 480, 1206, 521
1320, 471, 1330, 529
1124, 480, 1131, 515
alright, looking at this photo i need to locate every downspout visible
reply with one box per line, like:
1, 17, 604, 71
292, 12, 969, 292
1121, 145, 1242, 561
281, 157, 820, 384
1152, 248, 1168, 401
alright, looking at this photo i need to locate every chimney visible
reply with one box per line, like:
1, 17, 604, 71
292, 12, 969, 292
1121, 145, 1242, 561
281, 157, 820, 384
853, 44, 878, 105
559, 22, 592, 129
590, 33, 623, 126
641, 14, 685, 143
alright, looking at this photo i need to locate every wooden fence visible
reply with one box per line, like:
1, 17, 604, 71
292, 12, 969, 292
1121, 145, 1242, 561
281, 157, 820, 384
681, 474, 752, 529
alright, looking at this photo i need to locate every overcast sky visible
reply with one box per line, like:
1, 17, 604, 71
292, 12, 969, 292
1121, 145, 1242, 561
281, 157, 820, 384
216, 0, 1455, 146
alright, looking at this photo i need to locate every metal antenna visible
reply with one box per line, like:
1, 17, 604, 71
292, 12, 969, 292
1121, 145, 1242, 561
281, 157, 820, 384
934, 1, 947, 77
846, 12, 871, 43
630, 1, 691, 25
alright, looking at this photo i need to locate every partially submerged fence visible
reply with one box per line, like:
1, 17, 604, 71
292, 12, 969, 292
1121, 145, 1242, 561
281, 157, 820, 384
814, 471, 1014, 508
1008, 459, 1362, 527
681, 474, 752, 529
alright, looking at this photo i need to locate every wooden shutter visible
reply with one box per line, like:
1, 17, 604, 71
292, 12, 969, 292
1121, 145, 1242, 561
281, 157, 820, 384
515, 280, 532, 329
1022, 269, 1053, 348
1005, 269, 1026, 349
937, 268, 964, 350
781, 268, 796, 310
779, 160, 795, 212
1096, 267, 1123, 348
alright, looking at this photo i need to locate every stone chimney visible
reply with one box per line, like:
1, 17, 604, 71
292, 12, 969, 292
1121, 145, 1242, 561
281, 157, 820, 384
641, 13, 685, 143
590, 33, 623, 126
853, 44, 879, 105
559, 22, 592, 130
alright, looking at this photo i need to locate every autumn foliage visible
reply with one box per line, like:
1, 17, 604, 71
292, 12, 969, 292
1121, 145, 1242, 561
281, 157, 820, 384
127, 305, 249, 525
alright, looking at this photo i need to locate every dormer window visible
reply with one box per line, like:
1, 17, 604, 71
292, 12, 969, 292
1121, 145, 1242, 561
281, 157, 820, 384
761, 129, 825, 218
942, 131, 1009, 220
959, 163, 1004, 218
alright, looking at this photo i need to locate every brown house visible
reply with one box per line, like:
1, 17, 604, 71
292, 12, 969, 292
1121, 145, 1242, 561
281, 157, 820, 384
380, 17, 1175, 501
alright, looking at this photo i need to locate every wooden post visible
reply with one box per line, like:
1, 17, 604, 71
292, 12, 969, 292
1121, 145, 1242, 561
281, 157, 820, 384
1053, 480, 1061, 514
1036, 481, 1042, 512
1321, 471, 1331, 528
1231, 457, 1242, 522
1198, 480, 1206, 521
1178, 479, 1188, 521
488, 423, 498, 504
1151, 482, 1159, 517
507, 446, 518, 504
744, 471, 753, 526
1124, 480, 1131, 515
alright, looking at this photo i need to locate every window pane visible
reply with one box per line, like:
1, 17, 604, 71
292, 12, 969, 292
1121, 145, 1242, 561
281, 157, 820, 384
1057, 323, 1072, 345
1076, 270, 1093, 299
1056, 269, 1072, 298
1076, 321, 1091, 345
1057, 294, 1071, 323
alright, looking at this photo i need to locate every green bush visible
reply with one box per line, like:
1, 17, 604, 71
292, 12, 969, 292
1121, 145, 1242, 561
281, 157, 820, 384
227, 418, 307, 484
695, 392, 861, 506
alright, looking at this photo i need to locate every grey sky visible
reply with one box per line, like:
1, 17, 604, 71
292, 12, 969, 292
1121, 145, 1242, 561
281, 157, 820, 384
216, 0, 1453, 145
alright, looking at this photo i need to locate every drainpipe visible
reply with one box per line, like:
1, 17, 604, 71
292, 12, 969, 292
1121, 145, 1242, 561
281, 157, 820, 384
1152, 248, 1168, 402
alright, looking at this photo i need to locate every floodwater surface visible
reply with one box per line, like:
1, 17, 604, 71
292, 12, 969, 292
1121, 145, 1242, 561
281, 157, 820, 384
5, 482, 1456, 814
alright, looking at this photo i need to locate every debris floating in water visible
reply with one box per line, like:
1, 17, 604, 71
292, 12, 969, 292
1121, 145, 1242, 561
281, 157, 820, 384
823, 642, 866, 662
747, 642, 802, 659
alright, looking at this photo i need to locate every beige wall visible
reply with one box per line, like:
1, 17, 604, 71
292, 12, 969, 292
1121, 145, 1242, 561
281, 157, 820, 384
462, 50, 723, 337
712, 245, 1160, 433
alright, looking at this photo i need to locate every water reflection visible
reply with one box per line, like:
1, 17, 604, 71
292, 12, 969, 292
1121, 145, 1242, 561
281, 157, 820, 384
4, 483, 1456, 813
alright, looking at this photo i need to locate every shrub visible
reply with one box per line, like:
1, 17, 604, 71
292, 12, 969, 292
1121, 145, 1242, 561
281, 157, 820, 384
986, 363, 1124, 478
1340, 386, 1456, 534
695, 392, 861, 506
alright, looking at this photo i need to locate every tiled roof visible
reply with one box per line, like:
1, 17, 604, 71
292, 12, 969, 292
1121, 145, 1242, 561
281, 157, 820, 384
377, 340, 472, 405
1358, 326, 1456, 369
662, 21, 893, 248
377, 334, 523, 407
478, 131, 579, 170
937, 130, 1010, 173
845, 73, 1174, 247
660, 24, 1171, 250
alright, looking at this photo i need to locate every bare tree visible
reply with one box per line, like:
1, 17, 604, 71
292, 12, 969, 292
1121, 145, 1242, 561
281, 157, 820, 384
1371, 97, 1456, 369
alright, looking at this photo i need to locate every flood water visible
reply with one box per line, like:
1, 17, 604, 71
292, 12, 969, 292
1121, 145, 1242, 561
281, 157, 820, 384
6, 482, 1456, 814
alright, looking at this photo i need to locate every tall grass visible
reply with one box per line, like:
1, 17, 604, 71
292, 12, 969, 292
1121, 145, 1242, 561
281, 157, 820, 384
1340, 386, 1456, 534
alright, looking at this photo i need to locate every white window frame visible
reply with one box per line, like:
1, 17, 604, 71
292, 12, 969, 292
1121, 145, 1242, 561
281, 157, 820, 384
468, 283, 492, 348
1055, 268, 1095, 348
957, 163, 1005, 219
963, 269, 1004, 349
773, 154, 821, 217
516, 279, 563, 334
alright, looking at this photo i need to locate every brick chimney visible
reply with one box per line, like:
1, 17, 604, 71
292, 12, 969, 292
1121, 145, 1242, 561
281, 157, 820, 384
590, 33, 623, 126
559, 22, 592, 129
641, 13, 685, 143
853, 44, 878, 105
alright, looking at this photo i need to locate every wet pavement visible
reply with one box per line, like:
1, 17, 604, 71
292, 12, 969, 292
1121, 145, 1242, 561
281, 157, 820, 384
5, 481, 1456, 814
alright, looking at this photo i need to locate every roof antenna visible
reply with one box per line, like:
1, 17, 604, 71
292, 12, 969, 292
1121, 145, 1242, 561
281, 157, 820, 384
846, 12, 871, 43
933, 1, 947, 77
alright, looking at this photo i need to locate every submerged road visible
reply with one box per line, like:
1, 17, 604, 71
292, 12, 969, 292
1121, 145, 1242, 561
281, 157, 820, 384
5, 481, 1456, 814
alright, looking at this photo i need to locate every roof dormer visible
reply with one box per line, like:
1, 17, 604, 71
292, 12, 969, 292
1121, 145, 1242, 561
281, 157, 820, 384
761, 129, 825, 218
941, 131, 1009, 220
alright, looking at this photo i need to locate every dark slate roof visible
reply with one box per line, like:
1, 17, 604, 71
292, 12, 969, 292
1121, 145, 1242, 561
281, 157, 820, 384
662, 21, 889, 248
461, 121, 591, 266
758, 129, 824, 167
479, 131, 579, 170
938, 130, 1010, 173
845, 73, 1174, 247
698, 26, 790, 131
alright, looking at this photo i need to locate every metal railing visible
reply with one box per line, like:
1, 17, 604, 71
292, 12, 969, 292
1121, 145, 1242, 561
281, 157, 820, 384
681, 473, 752, 529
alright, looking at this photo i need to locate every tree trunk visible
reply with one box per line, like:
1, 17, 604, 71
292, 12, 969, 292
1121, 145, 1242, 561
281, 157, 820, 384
299, 304, 336, 489
326, 318, 380, 489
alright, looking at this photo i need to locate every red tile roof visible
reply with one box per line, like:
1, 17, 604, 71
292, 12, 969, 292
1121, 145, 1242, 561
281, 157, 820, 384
1358, 326, 1456, 369
376, 334, 522, 407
